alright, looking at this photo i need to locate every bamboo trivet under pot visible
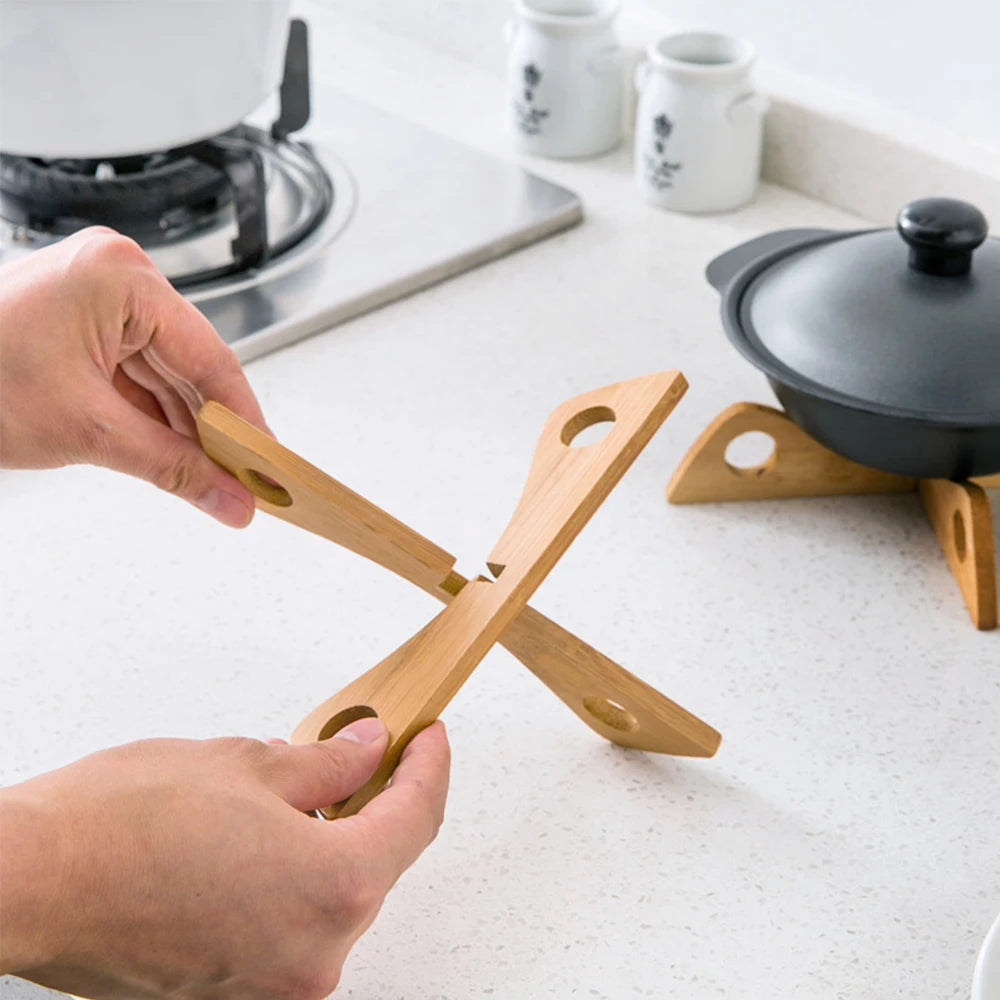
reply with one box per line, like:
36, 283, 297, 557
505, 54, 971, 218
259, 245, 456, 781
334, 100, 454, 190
668, 401, 1000, 630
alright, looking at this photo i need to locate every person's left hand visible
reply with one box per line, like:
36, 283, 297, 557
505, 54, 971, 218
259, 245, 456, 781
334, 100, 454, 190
0, 226, 266, 527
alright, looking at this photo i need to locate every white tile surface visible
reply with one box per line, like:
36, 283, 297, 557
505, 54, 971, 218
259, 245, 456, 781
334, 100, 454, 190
2, 8, 998, 1000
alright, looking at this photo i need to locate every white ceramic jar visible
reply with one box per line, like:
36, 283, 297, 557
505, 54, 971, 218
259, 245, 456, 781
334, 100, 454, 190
504, 0, 624, 158
633, 32, 769, 213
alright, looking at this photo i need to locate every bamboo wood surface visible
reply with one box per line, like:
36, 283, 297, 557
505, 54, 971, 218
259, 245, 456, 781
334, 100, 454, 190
486, 376, 688, 577
666, 402, 916, 503
918, 479, 998, 630
289, 370, 701, 816
498, 603, 720, 753
197, 402, 456, 594
197, 397, 720, 758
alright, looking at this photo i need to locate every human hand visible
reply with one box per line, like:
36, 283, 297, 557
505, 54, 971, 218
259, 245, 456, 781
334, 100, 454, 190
0, 718, 450, 999
0, 227, 267, 527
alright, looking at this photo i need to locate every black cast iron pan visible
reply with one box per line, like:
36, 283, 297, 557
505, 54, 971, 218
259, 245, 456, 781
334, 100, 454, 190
706, 198, 1000, 480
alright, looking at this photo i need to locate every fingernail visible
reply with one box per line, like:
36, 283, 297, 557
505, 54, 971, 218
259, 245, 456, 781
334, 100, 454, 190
333, 717, 386, 744
197, 489, 253, 528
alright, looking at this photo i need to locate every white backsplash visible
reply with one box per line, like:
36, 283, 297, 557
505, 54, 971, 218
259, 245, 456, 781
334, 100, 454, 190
309, 0, 1000, 151
304, 0, 1000, 225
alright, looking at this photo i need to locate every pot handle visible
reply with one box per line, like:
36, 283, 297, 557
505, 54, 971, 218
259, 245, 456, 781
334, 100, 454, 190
705, 229, 833, 291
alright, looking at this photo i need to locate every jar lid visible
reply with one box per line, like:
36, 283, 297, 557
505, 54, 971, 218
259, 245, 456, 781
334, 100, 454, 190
732, 199, 1000, 423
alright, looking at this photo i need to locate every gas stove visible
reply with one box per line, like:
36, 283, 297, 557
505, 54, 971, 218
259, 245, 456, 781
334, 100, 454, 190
0, 19, 582, 362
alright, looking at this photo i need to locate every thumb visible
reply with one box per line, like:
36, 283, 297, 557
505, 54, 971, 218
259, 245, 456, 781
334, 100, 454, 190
263, 717, 389, 813
87, 391, 255, 528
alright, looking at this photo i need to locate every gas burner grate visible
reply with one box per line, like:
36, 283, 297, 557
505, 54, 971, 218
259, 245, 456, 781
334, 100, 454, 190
0, 149, 232, 241
0, 126, 334, 290
0, 17, 329, 290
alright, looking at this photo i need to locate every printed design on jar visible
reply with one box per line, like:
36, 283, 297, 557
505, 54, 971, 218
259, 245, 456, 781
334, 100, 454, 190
642, 114, 683, 189
513, 63, 550, 135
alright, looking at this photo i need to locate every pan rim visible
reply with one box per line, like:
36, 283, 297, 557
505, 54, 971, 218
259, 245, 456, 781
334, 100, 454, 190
718, 236, 1000, 429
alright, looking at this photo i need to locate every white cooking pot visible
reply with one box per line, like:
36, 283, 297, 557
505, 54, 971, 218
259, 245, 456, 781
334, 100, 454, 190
0, 0, 291, 158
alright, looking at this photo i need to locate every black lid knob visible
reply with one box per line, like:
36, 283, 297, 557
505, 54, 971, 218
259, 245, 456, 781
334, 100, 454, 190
897, 197, 988, 276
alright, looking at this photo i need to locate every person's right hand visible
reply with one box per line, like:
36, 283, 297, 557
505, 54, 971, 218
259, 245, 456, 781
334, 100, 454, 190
0, 227, 267, 528
0, 718, 450, 999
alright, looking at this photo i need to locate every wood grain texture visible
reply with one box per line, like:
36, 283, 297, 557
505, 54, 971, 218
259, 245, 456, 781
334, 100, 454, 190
288, 371, 707, 816
198, 393, 720, 760
487, 373, 689, 577
499, 603, 720, 755
295, 584, 721, 818
198, 402, 456, 594
666, 402, 916, 503
918, 479, 998, 630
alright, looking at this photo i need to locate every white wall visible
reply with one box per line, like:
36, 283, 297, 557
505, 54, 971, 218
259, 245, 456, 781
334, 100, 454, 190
640, 0, 999, 149
315, 0, 1000, 151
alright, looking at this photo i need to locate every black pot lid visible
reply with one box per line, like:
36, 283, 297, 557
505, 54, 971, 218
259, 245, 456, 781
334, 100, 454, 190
729, 198, 1000, 424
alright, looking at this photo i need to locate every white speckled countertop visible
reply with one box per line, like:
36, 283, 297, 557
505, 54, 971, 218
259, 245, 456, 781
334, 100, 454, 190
2, 7, 998, 1000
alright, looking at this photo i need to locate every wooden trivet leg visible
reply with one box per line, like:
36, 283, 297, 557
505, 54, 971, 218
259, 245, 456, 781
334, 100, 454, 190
918, 479, 998, 631
667, 402, 915, 503
667, 404, 1000, 629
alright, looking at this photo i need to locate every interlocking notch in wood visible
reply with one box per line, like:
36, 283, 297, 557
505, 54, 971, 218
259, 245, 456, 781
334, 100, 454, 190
198, 371, 721, 819
291, 371, 707, 816
198, 400, 456, 594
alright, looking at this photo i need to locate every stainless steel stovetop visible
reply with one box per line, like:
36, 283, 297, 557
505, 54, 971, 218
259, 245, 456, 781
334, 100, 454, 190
194, 90, 582, 362
0, 91, 582, 363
